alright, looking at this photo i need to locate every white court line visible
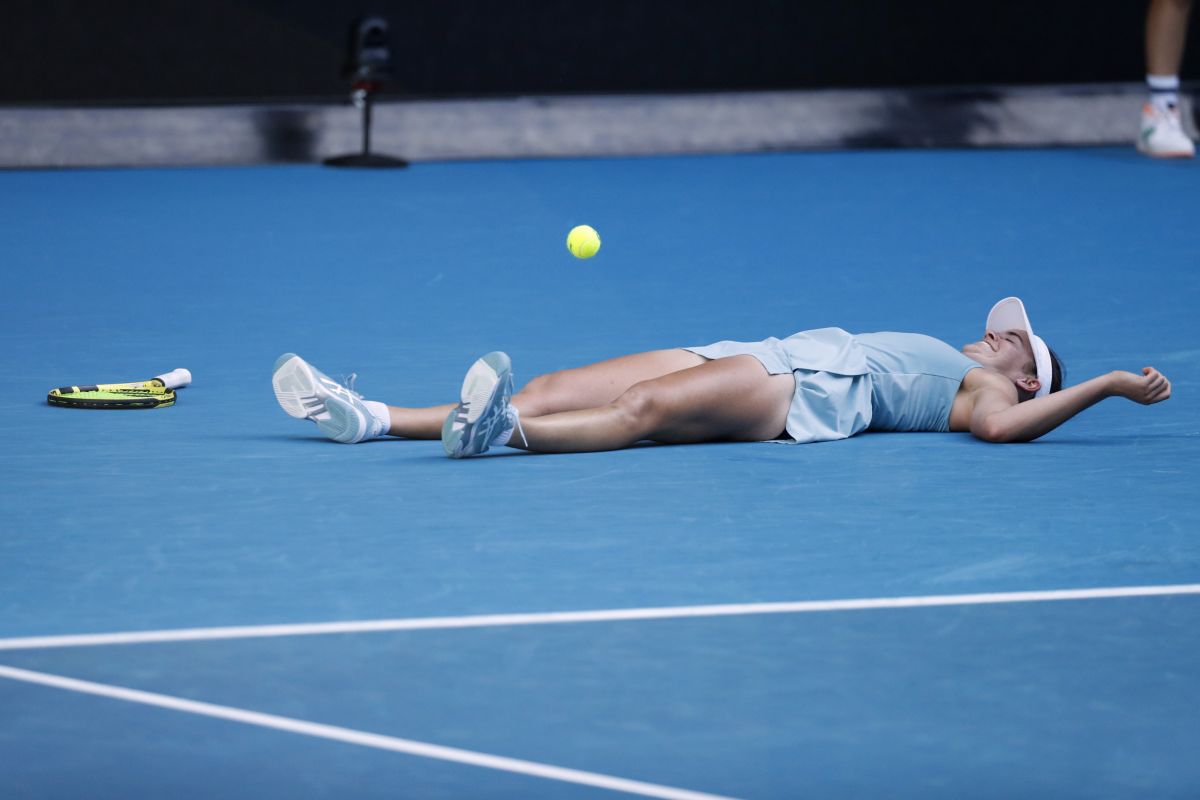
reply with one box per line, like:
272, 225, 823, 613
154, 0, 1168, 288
0, 664, 735, 800
1, 583, 1198, 652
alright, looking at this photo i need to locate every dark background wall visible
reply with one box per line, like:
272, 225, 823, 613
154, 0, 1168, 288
2, 0, 1194, 105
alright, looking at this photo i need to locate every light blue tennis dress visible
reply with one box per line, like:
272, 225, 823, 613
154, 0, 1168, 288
683, 328, 982, 443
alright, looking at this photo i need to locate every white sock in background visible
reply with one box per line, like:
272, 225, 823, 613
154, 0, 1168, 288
1147, 74, 1181, 112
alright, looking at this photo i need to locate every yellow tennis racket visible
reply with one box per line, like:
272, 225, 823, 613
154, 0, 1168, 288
47, 368, 192, 409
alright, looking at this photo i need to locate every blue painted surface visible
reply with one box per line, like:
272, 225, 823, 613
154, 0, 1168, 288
0, 149, 1197, 797
3, 596, 1198, 798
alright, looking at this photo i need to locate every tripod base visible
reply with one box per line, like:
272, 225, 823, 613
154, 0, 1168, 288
323, 153, 408, 168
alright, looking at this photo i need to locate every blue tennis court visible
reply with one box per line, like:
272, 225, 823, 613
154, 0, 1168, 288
1, 147, 1198, 798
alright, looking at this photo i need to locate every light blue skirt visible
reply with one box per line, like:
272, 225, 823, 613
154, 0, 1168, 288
683, 328, 873, 444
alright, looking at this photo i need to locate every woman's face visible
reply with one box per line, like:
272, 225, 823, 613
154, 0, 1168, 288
962, 329, 1037, 378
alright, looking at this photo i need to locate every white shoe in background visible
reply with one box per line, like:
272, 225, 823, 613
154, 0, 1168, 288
1138, 102, 1196, 158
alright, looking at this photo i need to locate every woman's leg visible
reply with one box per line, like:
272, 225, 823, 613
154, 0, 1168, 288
512, 349, 706, 415
384, 349, 705, 439
383, 403, 458, 439
506, 355, 794, 453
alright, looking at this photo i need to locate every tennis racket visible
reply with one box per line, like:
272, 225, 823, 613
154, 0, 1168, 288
47, 368, 192, 409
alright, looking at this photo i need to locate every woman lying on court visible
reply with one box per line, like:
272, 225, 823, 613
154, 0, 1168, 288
272, 297, 1171, 457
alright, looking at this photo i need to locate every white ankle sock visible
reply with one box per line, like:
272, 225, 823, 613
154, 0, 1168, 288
1147, 74, 1180, 110
362, 400, 391, 436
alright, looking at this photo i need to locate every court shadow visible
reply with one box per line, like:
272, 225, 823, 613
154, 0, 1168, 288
1064, 147, 1167, 165
840, 88, 1002, 149
1038, 433, 1191, 445
253, 108, 319, 163
211, 434, 405, 446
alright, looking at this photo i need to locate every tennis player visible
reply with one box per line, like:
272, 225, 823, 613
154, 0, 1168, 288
272, 297, 1171, 457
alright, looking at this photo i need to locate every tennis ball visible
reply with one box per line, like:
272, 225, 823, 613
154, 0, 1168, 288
566, 225, 601, 259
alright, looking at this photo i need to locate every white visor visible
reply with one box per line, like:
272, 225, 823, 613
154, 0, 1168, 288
985, 297, 1053, 398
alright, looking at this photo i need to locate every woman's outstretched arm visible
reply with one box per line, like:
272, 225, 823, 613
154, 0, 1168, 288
969, 367, 1172, 443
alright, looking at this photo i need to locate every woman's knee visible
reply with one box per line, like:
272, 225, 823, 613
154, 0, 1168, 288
513, 372, 555, 416
611, 382, 663, 432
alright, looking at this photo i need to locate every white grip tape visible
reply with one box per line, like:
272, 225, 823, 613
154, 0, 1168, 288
155, 368, 192, 389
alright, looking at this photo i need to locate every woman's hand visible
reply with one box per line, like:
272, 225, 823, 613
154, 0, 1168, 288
1109, 367, 1172, 405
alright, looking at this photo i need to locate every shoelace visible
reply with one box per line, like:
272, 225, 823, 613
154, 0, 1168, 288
341, 372, 364, 399
509, 405, 529, 448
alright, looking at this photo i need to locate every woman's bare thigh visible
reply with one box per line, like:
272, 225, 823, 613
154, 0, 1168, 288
514, 348, 705, 416
638, 354, 794, 443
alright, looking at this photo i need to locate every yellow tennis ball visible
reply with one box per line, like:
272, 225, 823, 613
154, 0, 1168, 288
566, 225, 601, 259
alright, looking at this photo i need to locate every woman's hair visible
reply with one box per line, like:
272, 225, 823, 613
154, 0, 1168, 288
1047, 345, 1064, 394
1018, 345, 1064, 402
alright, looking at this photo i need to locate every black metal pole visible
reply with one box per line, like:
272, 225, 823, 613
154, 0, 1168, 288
322, 16, 407, 168
362, 93, 372, 156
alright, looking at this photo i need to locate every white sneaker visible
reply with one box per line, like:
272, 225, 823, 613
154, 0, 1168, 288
1138, 103, 1195, 158
442, 351, 515, 458
272, 353, 387, 443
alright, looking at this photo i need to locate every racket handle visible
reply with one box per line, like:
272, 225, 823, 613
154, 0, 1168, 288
154, 368, 192, 389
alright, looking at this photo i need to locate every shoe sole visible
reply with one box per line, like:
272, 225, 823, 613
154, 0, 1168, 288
273, 353, 319, 418
272, 353, 366, 444
442, 352, 511, 458
1137, 132, 1195, 159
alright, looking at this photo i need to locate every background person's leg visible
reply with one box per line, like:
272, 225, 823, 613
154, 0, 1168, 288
1147, 0, 1192, 76
1141, 0, 1195, 156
